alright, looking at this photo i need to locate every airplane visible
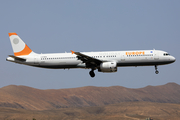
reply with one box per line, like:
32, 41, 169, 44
6, 33, 176, 77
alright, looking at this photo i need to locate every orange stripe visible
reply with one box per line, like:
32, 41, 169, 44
9, 33, 17, 37
14, 44, 32, 56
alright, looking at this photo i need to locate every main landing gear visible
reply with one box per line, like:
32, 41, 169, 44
155, 65, 159, 74
89, 70, 95, 78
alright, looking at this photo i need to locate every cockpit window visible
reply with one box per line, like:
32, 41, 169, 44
163, 53, 170, 56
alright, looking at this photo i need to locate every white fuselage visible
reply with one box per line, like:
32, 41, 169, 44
7, 50, 175, 69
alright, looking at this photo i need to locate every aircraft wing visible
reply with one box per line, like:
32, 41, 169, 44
71, 50, 103, 68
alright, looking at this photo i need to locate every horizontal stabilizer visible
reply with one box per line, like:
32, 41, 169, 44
8, 55, 26, 62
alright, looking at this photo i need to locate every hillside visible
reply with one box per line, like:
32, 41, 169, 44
1, 102, 180, 120
0, 82, 180, 110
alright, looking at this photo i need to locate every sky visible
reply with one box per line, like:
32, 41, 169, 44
0, 0, 180, 89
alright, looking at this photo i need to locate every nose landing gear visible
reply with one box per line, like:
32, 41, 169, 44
155, 65, 159, 74
89, 70, 95, 78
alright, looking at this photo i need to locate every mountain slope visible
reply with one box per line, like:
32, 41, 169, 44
0, 82, 179, 110
1, 102, 180, 120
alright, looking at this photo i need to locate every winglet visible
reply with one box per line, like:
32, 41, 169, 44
71, 50, 75, 54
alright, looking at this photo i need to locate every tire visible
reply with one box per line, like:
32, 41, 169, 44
89, 71, 95, 77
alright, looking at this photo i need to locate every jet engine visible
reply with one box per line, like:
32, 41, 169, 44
98, 62, 117, 72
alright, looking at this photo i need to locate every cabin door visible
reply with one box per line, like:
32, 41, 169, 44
154, 50, 159, 60
34, 55, 39, 65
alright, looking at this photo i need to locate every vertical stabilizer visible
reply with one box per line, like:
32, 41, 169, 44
8, 33, 35, 56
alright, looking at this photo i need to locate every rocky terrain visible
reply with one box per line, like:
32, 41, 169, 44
0, 82, 179, 110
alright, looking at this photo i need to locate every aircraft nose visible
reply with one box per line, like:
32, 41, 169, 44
171, 56, 176, 62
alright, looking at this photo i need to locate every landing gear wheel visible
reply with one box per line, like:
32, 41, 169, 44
89, 70, 95, 78
155, 65, 159, 74
155, 70, 159, 74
